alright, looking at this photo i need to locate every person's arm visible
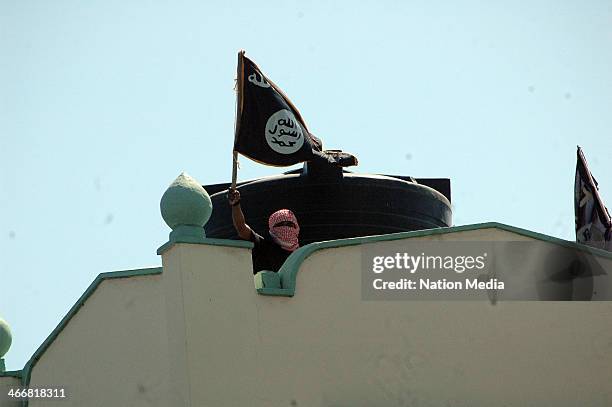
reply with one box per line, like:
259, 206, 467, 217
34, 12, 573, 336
227, 188, 254, 241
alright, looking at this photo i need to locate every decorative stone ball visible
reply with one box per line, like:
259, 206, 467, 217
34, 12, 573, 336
0, 317, 11, 358
160, 172, 212, 229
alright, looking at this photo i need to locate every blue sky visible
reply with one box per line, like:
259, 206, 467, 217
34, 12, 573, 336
1, 0, 611, 370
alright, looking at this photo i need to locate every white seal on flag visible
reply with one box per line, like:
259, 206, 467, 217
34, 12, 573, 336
265, 109, 304, 154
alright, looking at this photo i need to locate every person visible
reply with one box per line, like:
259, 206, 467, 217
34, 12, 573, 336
227, 188, 300, 274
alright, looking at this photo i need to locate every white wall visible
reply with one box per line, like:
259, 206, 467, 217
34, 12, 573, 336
0, 376, 21, 407
28, 274, 168, 407
169, 228, 612, 406
25, 228, 612, 406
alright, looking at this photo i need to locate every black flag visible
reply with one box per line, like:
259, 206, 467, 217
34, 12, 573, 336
575, 146, 611, 251
233, 52, 350, 167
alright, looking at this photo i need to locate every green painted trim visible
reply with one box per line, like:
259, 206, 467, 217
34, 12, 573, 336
157, 238, 253, 255
254, 271, 280, 290
170, 224, 208, 241
480, 222, 612, 259
19, 266, 163, 404
257, 222, 612, 297
256, 288, 294, 296
0, 368, 21, 378
254, 272, 264, 289
0, 318, 12, 359
160, 172, 212, 230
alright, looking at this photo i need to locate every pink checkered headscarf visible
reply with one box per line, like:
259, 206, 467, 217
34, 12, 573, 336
268, 209, 300, 252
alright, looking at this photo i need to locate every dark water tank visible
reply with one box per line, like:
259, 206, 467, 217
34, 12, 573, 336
205, 160, 452, 245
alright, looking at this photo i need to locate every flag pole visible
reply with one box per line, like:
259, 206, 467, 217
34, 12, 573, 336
231, 151, 238, 189
231, 50, 246, 189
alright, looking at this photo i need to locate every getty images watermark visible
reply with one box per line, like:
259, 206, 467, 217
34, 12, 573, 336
361, 241, 612, 301
371, 251, 498, 290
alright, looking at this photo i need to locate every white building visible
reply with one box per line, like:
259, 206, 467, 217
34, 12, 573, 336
1, 173, 611, 406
